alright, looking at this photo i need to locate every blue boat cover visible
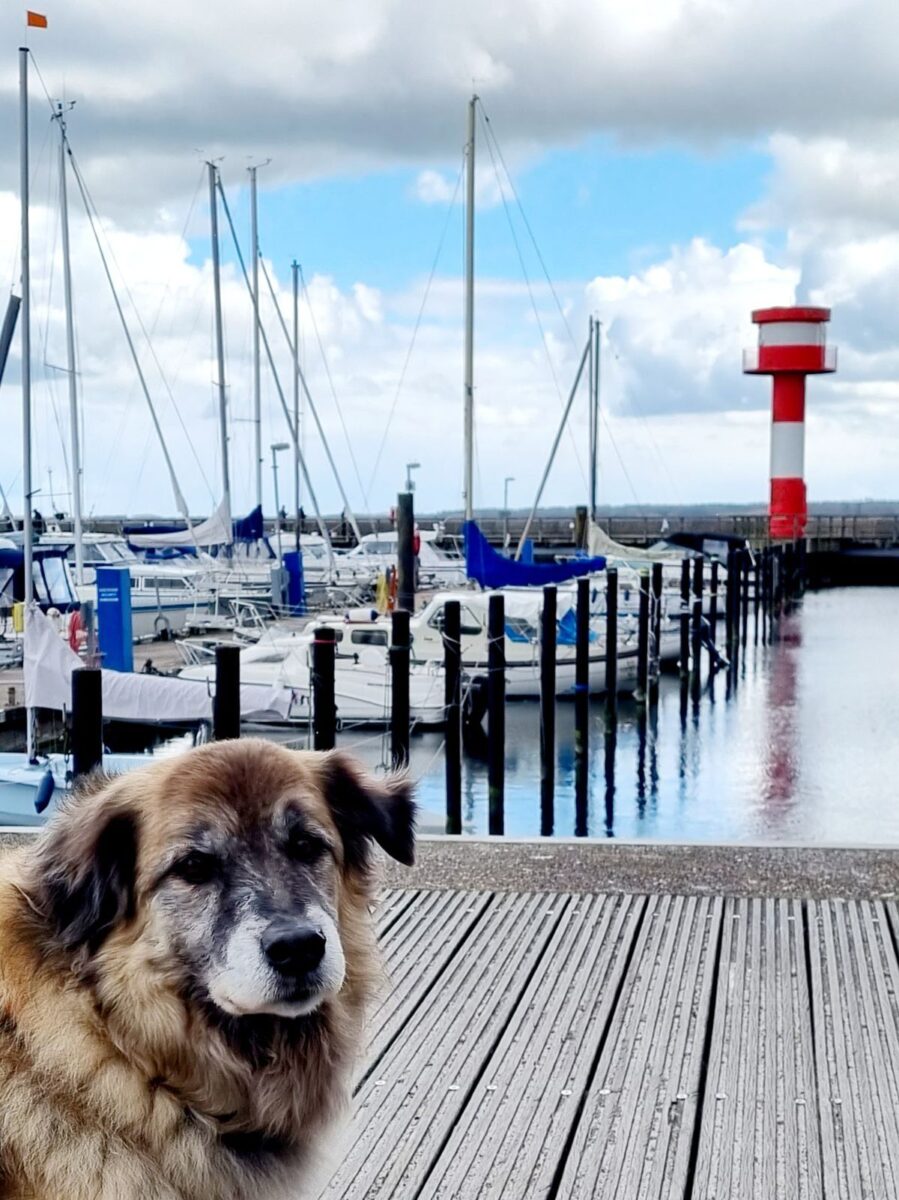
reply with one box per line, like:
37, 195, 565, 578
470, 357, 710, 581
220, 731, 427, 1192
232, 505, 264, 542
464, 521, 605, 589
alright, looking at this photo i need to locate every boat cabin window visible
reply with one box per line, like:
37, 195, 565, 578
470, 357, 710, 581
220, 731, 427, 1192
504, 616, 538, 643
35, 557, 76, 608
141, 575, 188, 590
427, 605, 483, 636
350, 628, 388, 647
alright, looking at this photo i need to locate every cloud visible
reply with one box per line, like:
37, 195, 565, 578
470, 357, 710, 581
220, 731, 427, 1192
414, 170, 457, 206
1, 0, 898, 512
412, 166, 508, 209
3, 182, 898, 518
746, 132, 899, 234
588, 239, 798, 417
3, 0, 899, 217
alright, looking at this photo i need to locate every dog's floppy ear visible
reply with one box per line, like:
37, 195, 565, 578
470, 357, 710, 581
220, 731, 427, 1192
32, 774, 139, 953
322, 751, 416, 870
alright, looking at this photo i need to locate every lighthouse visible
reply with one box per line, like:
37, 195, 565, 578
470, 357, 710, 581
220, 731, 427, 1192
743, 306, 836, 540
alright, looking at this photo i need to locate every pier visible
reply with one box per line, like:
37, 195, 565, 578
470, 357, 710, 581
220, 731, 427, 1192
0, 831, 896, 1197
311, 839, 899, 1199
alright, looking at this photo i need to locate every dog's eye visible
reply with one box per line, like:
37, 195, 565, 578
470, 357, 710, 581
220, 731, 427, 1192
287, 833, 326, 865
172, 852, 218, 885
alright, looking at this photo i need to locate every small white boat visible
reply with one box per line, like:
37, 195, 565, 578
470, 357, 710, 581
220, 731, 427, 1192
0, 744, 190, 826
310, 587, 675, 698
336, 529, 467, 589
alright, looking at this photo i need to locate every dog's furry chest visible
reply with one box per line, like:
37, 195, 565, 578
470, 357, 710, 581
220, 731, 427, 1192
0, 1089, 312, 1200
0, 1022, 320, 1200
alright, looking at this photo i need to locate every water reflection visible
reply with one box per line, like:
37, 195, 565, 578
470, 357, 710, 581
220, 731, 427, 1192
325, 588, 899, 846
604, 725, 616, 837
759, 611, 801, 829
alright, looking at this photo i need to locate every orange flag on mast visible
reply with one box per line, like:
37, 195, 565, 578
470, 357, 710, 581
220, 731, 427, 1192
26, 11, 48, 27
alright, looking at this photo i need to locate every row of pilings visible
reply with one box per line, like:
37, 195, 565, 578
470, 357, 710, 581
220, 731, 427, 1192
65, 538, 806, 838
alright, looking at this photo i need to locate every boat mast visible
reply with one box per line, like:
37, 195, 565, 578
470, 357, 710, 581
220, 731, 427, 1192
590, 316, 601, 522
56, 102, 85, 586
292, 259, 301, 537
516, 331, 592, 559
463, 94, 477, 522
249, 164, 263, 511
207, 161, 231, 531
19, 46, 35, 759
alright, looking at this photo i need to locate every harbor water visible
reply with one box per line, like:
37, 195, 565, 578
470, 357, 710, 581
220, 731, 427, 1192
329, 586, 899, 844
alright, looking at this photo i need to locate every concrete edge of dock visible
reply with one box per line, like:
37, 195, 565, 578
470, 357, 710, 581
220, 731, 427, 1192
2, 828, 896, 899
382, 834, 899, 898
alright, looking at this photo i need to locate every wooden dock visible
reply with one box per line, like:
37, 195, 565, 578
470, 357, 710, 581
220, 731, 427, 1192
316, 843, 899, 1198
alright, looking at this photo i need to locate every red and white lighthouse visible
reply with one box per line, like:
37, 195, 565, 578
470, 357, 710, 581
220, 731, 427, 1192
743, 306, 836, 540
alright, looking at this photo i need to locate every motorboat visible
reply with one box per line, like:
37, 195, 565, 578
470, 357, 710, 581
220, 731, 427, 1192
336, 529, 467, 589
38, 532, 218, 638
308, 586, 675, 697
0, 745, 188, 826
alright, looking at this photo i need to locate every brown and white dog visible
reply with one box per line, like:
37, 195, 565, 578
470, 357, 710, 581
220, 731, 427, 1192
0, 739, 415, 1199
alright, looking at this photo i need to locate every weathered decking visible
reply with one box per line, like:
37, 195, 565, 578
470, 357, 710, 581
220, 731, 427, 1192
317, 880, 899, 1198
3, 831, 897, 1196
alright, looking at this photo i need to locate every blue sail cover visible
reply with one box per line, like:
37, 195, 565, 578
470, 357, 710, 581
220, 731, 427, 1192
464, 521, 605, 589
233, 505, 264, 542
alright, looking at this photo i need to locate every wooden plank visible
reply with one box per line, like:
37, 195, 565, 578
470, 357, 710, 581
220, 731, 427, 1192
375, 886, 421, 933
809, 900, 899, 1198
417, 893, 645, 1198
555, 894, 722, 1199
366, 890, 494, 1071
692, 897, 822, 1199
316, 892, 569, 1199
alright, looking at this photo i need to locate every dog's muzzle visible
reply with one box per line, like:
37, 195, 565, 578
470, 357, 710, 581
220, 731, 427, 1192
262, 922, 327, 979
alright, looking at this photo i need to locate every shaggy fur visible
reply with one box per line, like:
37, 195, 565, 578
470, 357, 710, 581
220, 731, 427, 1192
0, 739, 415, 1200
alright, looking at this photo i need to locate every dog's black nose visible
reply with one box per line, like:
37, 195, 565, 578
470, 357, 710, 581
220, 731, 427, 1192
262, 924, 326, 977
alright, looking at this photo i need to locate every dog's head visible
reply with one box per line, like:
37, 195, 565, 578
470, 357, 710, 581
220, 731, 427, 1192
29, 741, 415, 1021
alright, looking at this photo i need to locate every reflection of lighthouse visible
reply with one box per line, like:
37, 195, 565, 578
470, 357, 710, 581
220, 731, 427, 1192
743, 307, 837, 539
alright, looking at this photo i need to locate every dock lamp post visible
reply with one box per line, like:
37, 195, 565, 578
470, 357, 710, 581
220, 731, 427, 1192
405, 461, 420, 493
271, 442, 290, 562
503, 476, 515, 545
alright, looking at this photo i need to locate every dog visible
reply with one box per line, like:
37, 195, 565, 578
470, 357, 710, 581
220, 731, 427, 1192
0, 738, 415, 1199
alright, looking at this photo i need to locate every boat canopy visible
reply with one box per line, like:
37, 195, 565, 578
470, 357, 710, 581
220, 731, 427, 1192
464, 521, 605, 589
0, 546, 77, 611
24, 605, 291, 723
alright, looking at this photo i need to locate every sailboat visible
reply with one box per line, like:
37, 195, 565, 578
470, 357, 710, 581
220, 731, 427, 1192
457, 94, 606, 588
0, 49, 276, 823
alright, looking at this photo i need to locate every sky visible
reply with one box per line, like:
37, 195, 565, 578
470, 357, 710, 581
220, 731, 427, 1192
0, 0, 898, 520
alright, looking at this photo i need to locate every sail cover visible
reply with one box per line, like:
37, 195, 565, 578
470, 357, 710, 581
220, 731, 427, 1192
24, 606, 289, 723
232, 504, 264, 542
127, 498, 233, 550
587, 518, 686, 562
464, 521, 605, 589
